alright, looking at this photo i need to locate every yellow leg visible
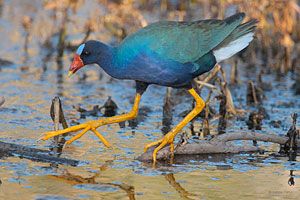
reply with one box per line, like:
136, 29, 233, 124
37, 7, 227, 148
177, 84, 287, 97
41, 93, 141, 147
144, 88, 205, 163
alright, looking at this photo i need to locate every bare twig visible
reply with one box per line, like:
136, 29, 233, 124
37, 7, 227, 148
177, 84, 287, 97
198, 64, 221, 91
194, 80, 217, 90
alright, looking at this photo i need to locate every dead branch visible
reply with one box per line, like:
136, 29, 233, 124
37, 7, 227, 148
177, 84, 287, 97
212, 132, 293, 144
137, 131, 298, 162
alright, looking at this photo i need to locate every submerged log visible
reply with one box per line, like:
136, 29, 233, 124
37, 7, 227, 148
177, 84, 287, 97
0, 141, 80, 166
137, 132, 299, 162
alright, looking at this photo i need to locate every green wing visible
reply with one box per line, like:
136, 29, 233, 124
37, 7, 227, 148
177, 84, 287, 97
121, 13, 245, 63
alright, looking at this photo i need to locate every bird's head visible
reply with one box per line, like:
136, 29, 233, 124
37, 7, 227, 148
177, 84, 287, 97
68, 40, 103, 77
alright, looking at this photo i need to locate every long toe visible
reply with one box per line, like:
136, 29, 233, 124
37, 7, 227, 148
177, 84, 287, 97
152, 139, 170, 163
65, 126, 90, 145
147, 134, 176, 163
91, 128, 112, 147
41, 123, 88, 140
144, 139, 163, 152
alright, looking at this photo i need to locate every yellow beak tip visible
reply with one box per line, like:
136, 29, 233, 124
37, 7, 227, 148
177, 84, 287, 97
68, 71, 74, 78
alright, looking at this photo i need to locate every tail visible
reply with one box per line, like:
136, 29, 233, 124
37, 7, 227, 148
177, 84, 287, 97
213, 18, 258, 63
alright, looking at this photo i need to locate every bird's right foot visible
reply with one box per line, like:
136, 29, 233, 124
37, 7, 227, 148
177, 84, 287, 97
144, 132, 175, 164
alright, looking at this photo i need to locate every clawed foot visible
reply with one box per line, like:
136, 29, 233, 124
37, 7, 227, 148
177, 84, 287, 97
40, 120, 111, 147
144, 133, 175, 163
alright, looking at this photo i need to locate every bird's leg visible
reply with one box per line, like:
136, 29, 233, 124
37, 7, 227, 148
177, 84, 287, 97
41, 93, 141, 147
144, 88, 205, 163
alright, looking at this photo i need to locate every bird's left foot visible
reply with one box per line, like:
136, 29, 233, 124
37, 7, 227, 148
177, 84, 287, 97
40, 120, 111, 147
144, 132, 175, 163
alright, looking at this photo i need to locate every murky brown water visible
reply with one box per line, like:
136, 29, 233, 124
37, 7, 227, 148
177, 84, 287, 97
0, 1, 300, 199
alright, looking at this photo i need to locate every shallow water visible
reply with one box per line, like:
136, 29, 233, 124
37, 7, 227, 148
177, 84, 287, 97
1, 1, 300, 199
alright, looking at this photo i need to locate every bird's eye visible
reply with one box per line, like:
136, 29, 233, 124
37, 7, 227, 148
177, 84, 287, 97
83, 51, 90, 56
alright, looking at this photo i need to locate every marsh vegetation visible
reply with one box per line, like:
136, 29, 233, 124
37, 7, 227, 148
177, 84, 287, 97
0, 0, 299, 199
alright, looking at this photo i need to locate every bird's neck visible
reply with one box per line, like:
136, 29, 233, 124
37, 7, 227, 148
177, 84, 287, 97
94, 43, 118, 77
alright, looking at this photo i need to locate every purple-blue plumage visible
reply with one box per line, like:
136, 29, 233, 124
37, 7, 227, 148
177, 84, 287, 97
73, 12, 257, 89
51, 12, 258, 162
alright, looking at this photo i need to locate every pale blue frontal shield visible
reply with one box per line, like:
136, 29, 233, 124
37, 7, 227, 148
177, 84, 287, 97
76, 44, 85, 55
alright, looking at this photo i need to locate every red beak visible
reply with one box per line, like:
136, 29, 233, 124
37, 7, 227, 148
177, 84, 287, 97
68, 54, 84, 77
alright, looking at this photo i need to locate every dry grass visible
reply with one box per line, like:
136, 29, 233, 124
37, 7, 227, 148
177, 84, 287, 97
38, 0, 299, 73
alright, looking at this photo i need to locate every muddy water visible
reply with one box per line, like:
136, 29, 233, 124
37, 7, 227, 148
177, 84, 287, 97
1, 1, 300, 199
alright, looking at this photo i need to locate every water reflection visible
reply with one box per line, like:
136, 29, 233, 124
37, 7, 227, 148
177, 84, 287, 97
49, 168, 136, 200
288, 170, 295, 186
164, 173, 195, 200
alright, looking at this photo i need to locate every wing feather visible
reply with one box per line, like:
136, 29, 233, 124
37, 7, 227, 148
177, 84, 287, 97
119, 13, 245, 63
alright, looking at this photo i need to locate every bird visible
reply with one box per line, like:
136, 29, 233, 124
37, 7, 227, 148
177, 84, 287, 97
41, 13, 257, 163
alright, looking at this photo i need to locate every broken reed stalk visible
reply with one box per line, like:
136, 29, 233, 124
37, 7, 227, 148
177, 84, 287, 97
283, 113, 299, 161
202, 110, 210, 137
54, 97, 60, 139
101, 96, 118, 117
162, 87, 173, 134
292, 60, 300, 95
202, 90, 213, 137
217, 90, 227, 135
247, 81, 258, 105
21, 16, 32, 64
219, 67, 236, 115
50, 97, 68, 129
246, 111, 264, 130
230, 59, 239, 85
49, 97, 68, 155
0, 96, 4, 107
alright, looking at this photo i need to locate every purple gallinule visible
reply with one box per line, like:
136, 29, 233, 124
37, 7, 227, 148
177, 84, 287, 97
42, 13, 257, 163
